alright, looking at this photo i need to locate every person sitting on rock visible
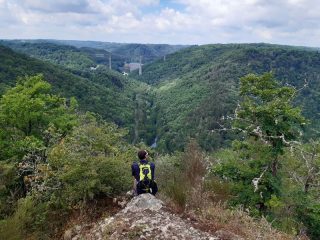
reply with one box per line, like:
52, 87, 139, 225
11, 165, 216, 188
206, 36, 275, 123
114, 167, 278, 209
131, 150, 158, 196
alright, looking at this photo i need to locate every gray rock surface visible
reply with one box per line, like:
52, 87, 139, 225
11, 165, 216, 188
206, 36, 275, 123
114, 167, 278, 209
70, 194, 219, 240
123, 193, 163, 213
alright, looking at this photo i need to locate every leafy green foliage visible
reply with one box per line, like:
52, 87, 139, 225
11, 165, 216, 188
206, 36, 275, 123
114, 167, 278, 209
236, 73, 306, 153
0, 75, 77, 224
235, 73, 306, 175
217, 144, 272, 205
279, 142, 320, 238
0, 113, 134, 238
210, 73, 319, 238
0, 196, 35, 240
47, 113, 133, 204
0, 74, 77, 159
0, 77, 136, 239
210, 139, 320, 237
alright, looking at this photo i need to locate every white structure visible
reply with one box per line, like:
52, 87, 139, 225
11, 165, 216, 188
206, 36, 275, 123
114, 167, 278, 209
128, 63, 142, 72
90, 65, 100, 71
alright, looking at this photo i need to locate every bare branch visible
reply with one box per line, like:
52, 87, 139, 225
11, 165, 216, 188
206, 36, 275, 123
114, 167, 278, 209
252, 167, 268, 193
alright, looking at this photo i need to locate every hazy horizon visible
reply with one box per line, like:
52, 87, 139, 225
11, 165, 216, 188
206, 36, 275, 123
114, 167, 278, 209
2, 38, 319, 50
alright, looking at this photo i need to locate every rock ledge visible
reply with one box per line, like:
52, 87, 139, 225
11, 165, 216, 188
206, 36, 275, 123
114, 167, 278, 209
67, 194, 219, 240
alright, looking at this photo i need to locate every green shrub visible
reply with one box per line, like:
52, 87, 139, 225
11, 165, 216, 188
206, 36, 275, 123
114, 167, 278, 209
299, 204, 320, 239
0, 196, 34, 240
0, 112, 135, 239
48, 113, 133, 206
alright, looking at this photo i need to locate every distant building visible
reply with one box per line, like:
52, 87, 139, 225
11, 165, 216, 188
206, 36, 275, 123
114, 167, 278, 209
90, 65, 100, 70
129, 63, 142, 72
123, 62, 143, 73
123, 63, 130, 73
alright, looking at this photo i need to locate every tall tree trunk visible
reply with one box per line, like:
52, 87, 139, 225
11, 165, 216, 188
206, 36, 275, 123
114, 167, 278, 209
304, 175, 311, 193
271, 156, 278, 177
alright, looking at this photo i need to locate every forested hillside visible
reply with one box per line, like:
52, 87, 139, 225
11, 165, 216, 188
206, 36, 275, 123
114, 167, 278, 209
0, 44, 150, 139
0, 40, 127, 72
132, 44, 320, 152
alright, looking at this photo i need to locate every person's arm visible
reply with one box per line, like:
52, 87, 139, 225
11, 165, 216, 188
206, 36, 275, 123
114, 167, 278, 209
131, 163, 138, 195
132, 162, 139, 181
131, 163, 135, 177
151, 162, 155, 181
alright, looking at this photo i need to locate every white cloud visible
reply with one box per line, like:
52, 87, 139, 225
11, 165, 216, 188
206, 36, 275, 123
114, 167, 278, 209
18, 0, 94, 13
135, 0, 159, 6
0, 0, 319, 46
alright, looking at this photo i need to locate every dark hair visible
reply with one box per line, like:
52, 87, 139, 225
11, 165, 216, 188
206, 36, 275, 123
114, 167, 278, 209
138, 150, 148, 160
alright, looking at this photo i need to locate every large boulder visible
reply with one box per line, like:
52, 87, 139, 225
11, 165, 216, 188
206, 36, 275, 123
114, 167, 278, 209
123, 193, 163, 213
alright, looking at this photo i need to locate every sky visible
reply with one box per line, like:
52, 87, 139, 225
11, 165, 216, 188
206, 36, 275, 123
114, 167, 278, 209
0, 0, 319, 47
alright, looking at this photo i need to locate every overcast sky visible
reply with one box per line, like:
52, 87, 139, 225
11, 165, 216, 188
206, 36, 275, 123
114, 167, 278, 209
0, 0, 319, 47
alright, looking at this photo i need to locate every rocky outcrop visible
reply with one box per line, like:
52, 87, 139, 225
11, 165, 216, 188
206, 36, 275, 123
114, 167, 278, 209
66, 194, 220, 240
